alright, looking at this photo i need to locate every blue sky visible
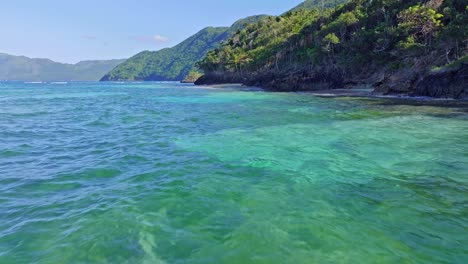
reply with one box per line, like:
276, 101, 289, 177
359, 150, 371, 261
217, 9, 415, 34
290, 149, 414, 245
1, 0, 304, 63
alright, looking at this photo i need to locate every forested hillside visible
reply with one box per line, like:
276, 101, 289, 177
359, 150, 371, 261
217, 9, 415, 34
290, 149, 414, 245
100, 16, 266, 81
290, 0, 349, 11
196, 0, 468, 98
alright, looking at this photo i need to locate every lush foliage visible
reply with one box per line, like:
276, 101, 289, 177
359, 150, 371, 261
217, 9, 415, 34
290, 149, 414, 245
289, 0, 349, 12
101, 16, 266, 81
0, 53, 124, 81
198, 9, 325, 73
181, 70, 203, 83
198, 0, 467, 83
397, 3, 444, 47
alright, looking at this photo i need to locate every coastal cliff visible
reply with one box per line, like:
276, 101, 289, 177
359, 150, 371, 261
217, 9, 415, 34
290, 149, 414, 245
196, 0, 468, 98
196, 58, 468, 99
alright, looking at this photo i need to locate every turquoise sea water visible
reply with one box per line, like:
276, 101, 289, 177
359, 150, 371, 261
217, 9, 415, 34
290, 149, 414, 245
0, 82, 467, 263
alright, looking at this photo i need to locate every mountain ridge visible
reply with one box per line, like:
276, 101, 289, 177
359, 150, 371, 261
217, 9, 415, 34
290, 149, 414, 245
0, 53, 125, 81
100, 15, 268, 82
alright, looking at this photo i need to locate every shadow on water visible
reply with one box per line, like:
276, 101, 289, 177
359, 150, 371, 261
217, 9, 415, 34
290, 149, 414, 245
355, 97, 468, 109
313, 95, 468, 119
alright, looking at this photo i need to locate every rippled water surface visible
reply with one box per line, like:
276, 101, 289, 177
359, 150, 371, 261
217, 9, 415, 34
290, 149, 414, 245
1, 82, 467, 263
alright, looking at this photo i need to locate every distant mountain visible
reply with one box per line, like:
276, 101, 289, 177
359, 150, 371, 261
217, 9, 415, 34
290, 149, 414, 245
0, 53, 125, 81
100, 15, 267, 82
289, 0, 349, 12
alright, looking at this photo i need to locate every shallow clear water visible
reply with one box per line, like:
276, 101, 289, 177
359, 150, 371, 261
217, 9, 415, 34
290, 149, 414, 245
0, 82, 467, 263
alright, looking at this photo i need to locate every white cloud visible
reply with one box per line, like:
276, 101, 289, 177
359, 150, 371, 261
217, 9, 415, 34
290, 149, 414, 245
152, 35, 169, 43
133, 35, 170, 44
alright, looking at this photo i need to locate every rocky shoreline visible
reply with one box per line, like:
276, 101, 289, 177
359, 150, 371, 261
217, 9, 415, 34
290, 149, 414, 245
195, 62, 468, 99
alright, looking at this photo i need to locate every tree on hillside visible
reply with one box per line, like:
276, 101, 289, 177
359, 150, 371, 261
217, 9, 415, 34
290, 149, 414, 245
323, 33, 340, 54
397, 4, 444, 47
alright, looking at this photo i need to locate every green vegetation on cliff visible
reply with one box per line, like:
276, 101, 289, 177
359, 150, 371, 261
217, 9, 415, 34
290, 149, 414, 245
290, 0, 349, 12
181, 70, 203, 83
101, 15, 267, 81
197, 0, 468, 98
0, 53, 124, 81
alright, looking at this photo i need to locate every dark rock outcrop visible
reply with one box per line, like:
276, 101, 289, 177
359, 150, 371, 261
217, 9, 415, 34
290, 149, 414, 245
195, 72, 244, 85
413, 63, 468, 99
374, 69, 419, 96
196, 66, 347, 92
196, 63, 468, 99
